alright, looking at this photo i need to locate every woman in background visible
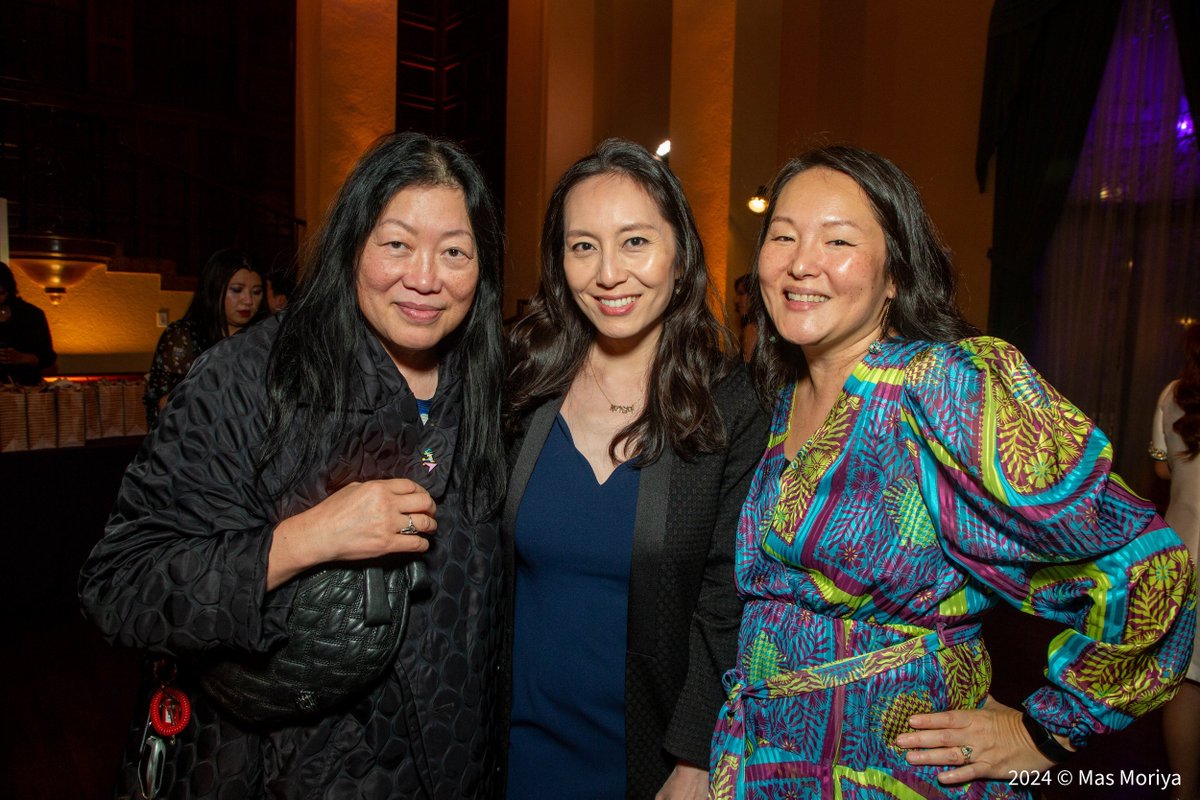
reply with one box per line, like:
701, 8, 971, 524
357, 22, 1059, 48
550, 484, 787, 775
0, 260, 56, 385
503, 138, 768, 798
144, 247, 266, 426
80, 132, 507, 798
733, 273, 757, 363
710, 144, 1194, 798
1152, 321, 1200, 800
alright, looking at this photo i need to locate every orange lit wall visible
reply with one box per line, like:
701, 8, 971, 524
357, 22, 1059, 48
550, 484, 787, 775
504, 1, 994, 329
777, 1, 993, 328
9, 267, 192, 375
669, 0, 736, 298
295, 0, 398, 248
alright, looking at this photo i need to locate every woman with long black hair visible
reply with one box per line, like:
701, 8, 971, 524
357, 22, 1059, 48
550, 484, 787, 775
502, 138, 768, 798
80, 131, 506, 798
709, 145, 1192, 799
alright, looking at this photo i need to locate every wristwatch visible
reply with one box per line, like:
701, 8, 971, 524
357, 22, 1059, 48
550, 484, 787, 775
1021, 711, 1073, 763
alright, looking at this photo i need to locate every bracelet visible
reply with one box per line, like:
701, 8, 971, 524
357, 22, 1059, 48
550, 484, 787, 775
1021, 711, 1073, 763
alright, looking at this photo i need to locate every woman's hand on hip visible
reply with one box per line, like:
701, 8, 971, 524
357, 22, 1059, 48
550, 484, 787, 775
655, 761, 708, 800
895, 695, 1068, 784
266, 478, 436, 590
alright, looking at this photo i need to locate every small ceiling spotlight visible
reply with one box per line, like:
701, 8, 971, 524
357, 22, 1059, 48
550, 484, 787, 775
655, 140, 671, 160
747, 186, 769, 214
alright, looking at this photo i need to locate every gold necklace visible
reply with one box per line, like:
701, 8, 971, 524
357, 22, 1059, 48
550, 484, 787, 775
589, 362, 637, 414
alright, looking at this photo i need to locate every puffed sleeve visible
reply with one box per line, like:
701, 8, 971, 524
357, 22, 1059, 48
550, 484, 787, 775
902, 336, 1196, 749
79, 333, 293, 658
664, 366, 770, 765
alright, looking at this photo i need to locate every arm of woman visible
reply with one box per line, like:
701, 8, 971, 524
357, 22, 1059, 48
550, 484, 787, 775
661, 368, 770, 788
81, 337, 438, 655
1150, 383, 1172, 481
894, 338, 1195, 782
144, 322, 198, 418
82, 342, 289, 656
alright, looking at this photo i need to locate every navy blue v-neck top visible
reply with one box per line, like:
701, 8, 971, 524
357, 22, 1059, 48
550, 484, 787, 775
507, 413, 640, 798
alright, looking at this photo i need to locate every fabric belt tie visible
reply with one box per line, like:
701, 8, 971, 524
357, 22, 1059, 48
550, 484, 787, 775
710, 621, 982, 799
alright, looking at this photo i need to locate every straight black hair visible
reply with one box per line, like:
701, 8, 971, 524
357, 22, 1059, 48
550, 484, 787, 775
748, 145, 977, 400
506, 137, 736, 463
259, 132, 506, 516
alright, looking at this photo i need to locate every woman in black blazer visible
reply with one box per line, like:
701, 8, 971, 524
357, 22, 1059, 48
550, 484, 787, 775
502, 138, 769, 798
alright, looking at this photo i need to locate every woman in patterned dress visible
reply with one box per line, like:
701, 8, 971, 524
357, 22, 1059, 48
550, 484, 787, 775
709, 145, 1196, 799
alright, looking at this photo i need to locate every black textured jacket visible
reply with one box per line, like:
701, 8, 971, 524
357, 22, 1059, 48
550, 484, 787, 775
500, 366, 769, 797
79, 316, 503, 799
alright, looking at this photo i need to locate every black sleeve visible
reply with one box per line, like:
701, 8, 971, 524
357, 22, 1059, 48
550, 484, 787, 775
663, 368, 769, 766
78, 336, 293, 658
17, 301, 56, 370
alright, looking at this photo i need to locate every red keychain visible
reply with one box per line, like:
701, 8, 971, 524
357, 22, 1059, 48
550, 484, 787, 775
138, 659, 192, 799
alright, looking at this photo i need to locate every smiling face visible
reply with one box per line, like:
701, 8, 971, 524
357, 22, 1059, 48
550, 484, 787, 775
562, 173, 677, 352
758, 167, 895, 360
222, 268, 264, 334
356, 184, 479, 373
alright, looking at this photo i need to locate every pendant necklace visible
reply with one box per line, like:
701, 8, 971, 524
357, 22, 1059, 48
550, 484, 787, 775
589, 361, 637, 414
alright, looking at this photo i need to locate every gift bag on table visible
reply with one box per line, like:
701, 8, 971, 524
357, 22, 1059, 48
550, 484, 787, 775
0, 385, 27, 452
85, 381, 126, 440
122, 380, 147, 436
53, 381, 86, 448
24, 387, 56, 450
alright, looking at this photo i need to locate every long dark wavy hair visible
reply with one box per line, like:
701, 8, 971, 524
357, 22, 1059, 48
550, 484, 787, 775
259, 132, 506, 515
748, 145, 978, 400
506, 138, 736, 464
182, 247, 267, 348
1174, 323, 1200, 459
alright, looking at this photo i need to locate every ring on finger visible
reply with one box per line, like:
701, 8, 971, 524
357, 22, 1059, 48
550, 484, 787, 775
400, 515, 419, 535
960, 745, 973, 762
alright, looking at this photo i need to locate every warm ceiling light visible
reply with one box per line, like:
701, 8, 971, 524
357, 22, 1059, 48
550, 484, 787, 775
655, 140, 671, 159
747, 186, 769, 214
9, 235, 116, 304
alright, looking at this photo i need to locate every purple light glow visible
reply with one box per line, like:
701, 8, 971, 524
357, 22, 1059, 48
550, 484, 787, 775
1178, 103, 1195, 139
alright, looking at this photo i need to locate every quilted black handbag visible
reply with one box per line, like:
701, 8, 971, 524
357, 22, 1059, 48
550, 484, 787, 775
200, 559, 429, 726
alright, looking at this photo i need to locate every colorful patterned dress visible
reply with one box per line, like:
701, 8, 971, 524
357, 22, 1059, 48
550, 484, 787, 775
710, 337, 1196, 799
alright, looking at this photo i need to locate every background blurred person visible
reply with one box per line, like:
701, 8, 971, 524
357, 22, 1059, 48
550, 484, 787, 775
143, 247, 266, 426
1152, 321, 1200, 800
733, 273, 757, 363
266, 267, 295, 313
0, 260, 56, 385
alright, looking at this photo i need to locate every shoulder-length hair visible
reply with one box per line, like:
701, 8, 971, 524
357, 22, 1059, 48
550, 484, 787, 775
181, 247, 267, 348
506, 137, 736, 464
1174, 323, 1200, 459
260, 131, 506, 515
748, 145, 978, 400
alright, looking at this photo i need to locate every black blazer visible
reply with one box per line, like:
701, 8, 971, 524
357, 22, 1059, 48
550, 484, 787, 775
501, 365, 769, 797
